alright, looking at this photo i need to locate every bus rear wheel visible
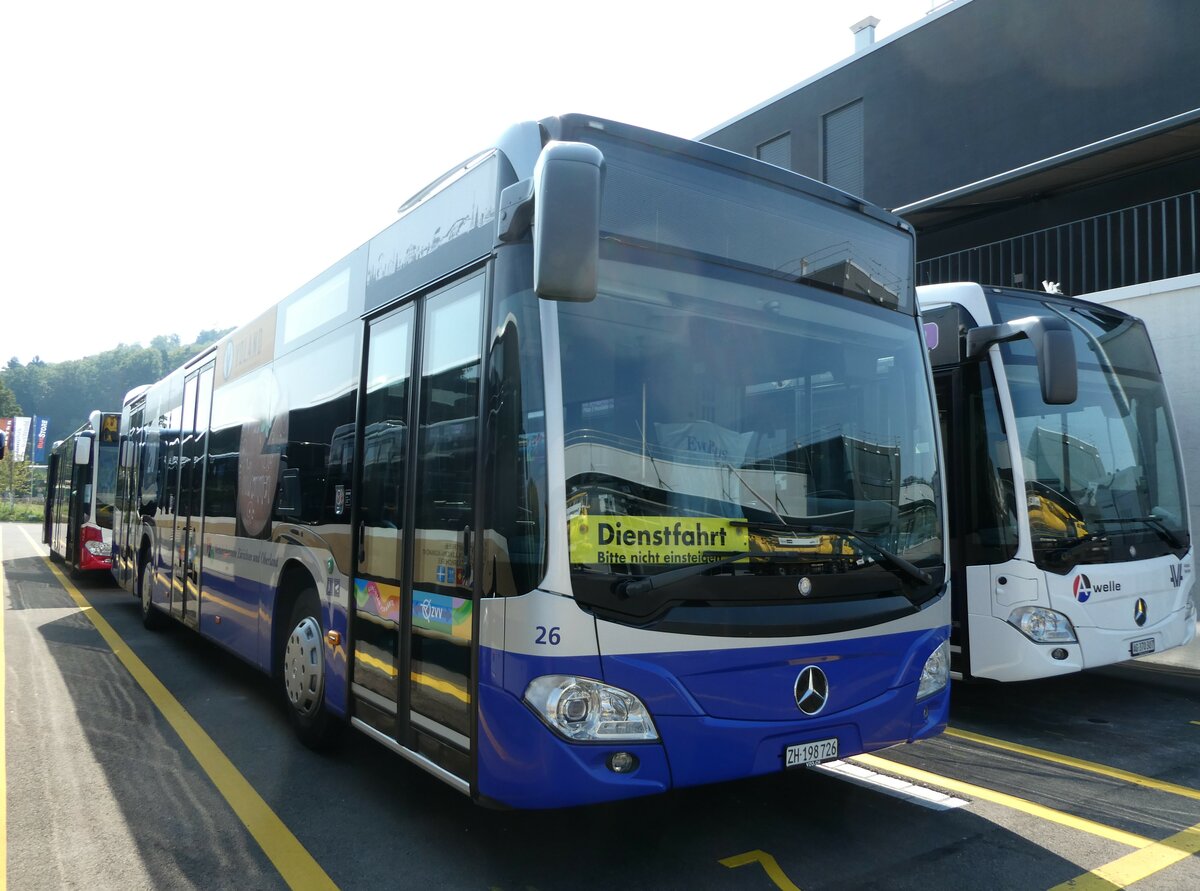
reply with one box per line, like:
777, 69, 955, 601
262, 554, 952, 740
140, 559, 166, 630
281, 588, 342, 750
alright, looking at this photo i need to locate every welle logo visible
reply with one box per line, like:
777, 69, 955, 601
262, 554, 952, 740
1072, 573, 1120, 602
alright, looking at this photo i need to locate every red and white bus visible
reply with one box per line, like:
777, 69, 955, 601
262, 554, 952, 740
44, 410, 121, 572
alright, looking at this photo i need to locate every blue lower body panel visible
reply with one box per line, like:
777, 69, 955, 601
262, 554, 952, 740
475, 627, 949, 809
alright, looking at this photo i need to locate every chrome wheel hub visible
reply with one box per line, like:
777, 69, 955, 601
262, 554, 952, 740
284, 616, 324, 716
141, 564, 153, 614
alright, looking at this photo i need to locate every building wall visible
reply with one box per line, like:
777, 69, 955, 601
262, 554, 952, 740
1086, 273, 1200, 536
703, 0, 1200, 210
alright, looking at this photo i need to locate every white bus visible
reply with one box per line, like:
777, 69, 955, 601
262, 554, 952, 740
111, 114, 951, 808
44, 410, 121, 573
920, 282, 1195, 681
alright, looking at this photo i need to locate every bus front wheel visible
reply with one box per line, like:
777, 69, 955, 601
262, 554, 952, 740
281, 588, 342, 750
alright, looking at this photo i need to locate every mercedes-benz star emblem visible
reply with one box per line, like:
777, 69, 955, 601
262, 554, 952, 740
794, 666, 829, 716
1134, 597, 1148, 627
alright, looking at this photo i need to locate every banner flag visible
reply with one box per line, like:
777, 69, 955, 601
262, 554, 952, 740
0, 418, 12, 458
12, 417, 32, 463
32, 416, 50, 463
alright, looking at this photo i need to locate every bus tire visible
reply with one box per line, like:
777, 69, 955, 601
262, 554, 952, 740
281, 587, 342, 751
139, 559, 167, 631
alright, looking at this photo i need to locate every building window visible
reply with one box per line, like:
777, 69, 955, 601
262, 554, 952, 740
756, 133, 791, 169
823, 100, 864, 196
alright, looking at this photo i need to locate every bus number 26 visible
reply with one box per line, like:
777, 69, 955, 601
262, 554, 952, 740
535, 626, 561, 646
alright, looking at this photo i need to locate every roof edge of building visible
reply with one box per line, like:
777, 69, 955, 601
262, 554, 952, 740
894, 105, 1200, 216
696, 0, 971, 142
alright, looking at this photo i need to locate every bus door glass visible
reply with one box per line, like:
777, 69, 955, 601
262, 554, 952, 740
119, 402, 146, 587
408, 276, 482, 771
170, 374, 198, 619
44, 452, 58, 546
186, 365, 214, 621
355, 304, 415, 738
68, 435, 91, 564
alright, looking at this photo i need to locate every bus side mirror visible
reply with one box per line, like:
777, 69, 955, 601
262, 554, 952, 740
966, 315, 1078, 405
532, 141, 604, 303
74, 435, 93, 466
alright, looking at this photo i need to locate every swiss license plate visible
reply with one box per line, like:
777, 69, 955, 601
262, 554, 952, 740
1130, 637, 1156, 657
785, 737, 838, 768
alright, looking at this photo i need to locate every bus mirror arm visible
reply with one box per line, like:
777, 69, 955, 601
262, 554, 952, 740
496, 179, 534, 242
965, 315, 1078, 405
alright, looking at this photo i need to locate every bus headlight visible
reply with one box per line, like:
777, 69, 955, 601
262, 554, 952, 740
524, 675, 659, 742
917, 640, 950, 700
1009, 606, 1077, 643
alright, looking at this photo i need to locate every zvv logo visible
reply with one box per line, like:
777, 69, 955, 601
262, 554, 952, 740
1170, 564, 1185, 588
1072, 574, 1093, 603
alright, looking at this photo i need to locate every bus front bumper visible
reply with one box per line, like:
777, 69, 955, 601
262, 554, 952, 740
474, 678, 948, 809
967, 604, 1196, 682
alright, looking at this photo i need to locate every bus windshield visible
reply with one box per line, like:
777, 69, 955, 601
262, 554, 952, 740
95, 441, 119, 529
581, 128, 913, 312
993, 295, 1190, 570
560, 245, 942, 618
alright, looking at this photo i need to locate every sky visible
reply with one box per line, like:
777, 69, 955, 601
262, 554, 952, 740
1, 0, 941, 365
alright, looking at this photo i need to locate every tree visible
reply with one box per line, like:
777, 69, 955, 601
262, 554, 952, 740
0, 328, 232, 438
0, 376, 19, 416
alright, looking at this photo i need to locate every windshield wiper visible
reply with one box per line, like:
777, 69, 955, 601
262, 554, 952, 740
1040, 532, 1111, 569
722, 463, 788, 526
1091, 515, 1186, 549
616, 552, 753, 598
738, 520, 933, 588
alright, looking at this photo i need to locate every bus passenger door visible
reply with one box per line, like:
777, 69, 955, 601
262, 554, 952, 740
171, 363, 214, 628
352, 273, 483, 783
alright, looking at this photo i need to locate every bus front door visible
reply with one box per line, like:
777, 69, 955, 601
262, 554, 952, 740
353, 273, 483, 784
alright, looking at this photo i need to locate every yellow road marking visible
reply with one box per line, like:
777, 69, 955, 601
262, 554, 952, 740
1, 530, 8, 891
1048, 822, 1200, 890
947, 727, 1200, 802
353, 651, 470, 703
353, 648, 397, 677
721, 850, 803, 891
20, 527, 336, 891
853, 753, 1151, 849
412, 671, 470, 703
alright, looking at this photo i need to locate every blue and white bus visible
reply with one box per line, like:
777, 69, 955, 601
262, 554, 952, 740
113, 115, 950, 808
920, 282, 1195, 681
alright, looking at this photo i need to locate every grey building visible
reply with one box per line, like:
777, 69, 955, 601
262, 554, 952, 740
702, 0, 1200, 531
